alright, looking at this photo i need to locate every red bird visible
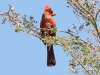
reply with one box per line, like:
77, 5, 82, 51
40, 4, 56, 66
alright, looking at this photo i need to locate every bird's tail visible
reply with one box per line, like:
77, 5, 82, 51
47, 45, 56, 66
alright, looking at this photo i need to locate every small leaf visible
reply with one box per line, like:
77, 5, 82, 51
51, 27, 57, 33
69, 67, 74, 72
15, 25, 23, 32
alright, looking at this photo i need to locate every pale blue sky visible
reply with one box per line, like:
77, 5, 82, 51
0, 0, 87, 75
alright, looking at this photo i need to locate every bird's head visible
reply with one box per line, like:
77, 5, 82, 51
44, 4, 56, 16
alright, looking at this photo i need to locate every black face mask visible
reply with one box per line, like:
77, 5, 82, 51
46, 10, 53, 14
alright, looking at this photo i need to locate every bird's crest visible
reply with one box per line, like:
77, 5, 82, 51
44, 4, 52, 11
44, 4, 56, 16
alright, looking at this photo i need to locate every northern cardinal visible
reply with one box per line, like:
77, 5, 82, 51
40, 4, 56, 66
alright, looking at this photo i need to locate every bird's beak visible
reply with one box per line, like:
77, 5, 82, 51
51, 13, 56, 16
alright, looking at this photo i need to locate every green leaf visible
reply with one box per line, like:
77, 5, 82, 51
75, 36, 80, 41
83, 57, 87, 65
15, 25, 23, 32
51, 27, 57, 33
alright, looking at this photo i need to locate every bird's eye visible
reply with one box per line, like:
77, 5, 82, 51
51, 11, 53, 14
46, 10, 53, 14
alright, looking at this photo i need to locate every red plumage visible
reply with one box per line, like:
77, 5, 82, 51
40, 4, 56, 66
